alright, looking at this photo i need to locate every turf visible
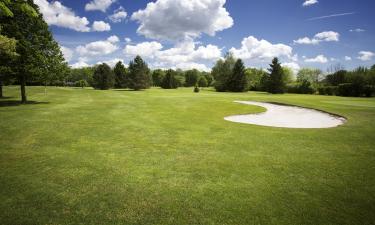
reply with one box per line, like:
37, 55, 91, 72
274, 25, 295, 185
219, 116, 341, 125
1, 86, 375, 225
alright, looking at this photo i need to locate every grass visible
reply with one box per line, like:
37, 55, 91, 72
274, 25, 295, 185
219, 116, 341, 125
1, 86, 375, 225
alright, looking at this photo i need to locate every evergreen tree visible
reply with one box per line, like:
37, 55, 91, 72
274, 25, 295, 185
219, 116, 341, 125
1, 0, 65, 103
92, 63, 115, 90
161, 69, 178, 89
152, 69, 165, 87
267, 57, 286, 94
227, 59, 248, 92
212, 53, 236, 92
128, 55, 151, 90
113, 61, 128, 88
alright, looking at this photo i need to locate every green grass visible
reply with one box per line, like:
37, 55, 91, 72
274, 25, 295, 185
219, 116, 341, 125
1, 86, 375, 225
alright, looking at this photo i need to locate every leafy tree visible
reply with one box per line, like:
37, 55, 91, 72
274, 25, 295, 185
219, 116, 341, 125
67, 67, 95, 86
198, 76, 208, 87
161, 69, 178, 89
0, 34, 17, 97
267, 57, 286, 94
152, 69, 165, 87
212, 53, 236, 92
282, 67, 295, 84
202, 72, 214, 86
128, 55, 151, 90
1, 0, 64, 103
245, 68, 267, 91
184, 69, 199, 87
325, 70, 347, 86
227, 59, 248, 92
92, 63, 114, 90
113, 61, 128, 88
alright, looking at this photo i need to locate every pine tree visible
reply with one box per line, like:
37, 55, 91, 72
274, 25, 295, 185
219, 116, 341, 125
227, 59, 248, 92
92, 63, 115, 90
267, 57, 286, 94
161, 69, 178, 89
113, 61, 128, 88
128, 56, 151, 90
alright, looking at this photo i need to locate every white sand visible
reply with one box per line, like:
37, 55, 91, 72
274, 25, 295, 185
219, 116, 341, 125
224, 101, 346, 128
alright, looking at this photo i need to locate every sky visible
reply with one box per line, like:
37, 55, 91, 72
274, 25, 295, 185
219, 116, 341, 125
34, 0, 375, 73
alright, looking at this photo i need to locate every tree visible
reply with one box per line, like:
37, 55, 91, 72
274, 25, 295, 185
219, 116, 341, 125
227, 59, 248, 92
202, 72, 214, 86
282, 67, 295, 84
161, 69, 178, 89
152, 69, 165, 87
198, 76, 208, 87
245, 68, 267, 91
0, 34, 17, 97
325, 70, 347, 86
1, 0, 65, 103
212, 53, 236, 92
184, 69, 199, 87
113, 61, 128, 88
128, 55, 151, 90
267, 58, 286, 94
92, 63, 114, 90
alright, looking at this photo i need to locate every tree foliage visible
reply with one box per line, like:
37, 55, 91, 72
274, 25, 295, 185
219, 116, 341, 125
92, 63, 114, 90
113, 61, 128, 88
161, 69, 178, 89
267, 58, 286, 94
152, 69, 165, 87
227, 59, 248, 92
128, 55, 151, 90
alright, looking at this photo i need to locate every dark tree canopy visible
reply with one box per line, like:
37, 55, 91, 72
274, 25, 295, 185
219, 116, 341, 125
113, 61, 128, 88
184, 69, 199, 87
267, 57, 286, 94
161, 69, 178, 89
227, 59, 248, 92
198, 76, 208, 87
92, 63, 115, 90
212, 53, 236, 92
128, 55, 151, 90
152, 69, 165, 87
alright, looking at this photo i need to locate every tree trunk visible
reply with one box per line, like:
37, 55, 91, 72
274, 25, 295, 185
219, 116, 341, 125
0, 80, 3, 98
20, 75, 27, 103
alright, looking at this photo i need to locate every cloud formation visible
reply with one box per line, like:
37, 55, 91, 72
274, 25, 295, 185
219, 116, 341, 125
85, 0, 116, 12
131, 0, 233, 42
357, 51, 374, 61
34, 0, 90, 32
303, 0, 318, 7
76, 36, 119, 56
109, 7, 127, 23
304, 55, 328, 63
294, 31, 339, 45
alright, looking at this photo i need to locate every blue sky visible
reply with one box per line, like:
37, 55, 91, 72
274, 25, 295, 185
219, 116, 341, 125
35, 0, 375, 72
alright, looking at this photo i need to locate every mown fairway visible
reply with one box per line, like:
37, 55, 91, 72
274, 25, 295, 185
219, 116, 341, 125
1, 86, 375, 225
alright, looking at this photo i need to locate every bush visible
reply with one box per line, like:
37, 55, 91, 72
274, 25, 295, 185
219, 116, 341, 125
75, 80, 88, 88
318, 86, 338, 96
338, 83, 355, 97
194, 86, 200, 93
363, 85, 375, 97
286, 81, 315, 94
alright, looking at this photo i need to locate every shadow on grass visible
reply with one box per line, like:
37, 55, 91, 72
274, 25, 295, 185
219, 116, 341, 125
0, 100, 49, 107
113, 89, 145, 92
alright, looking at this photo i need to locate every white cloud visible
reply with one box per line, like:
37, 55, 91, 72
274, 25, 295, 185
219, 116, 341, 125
294, 31, 339, 45
131, 0, 233, 41
85, 0, 116, 12
60, 46, 73, 62
304, 55, 328, 63
344, 56, 352, 61
76, 37, 119, 56
124, 41, 222, 71
109, 7, 127, 23
71, 57, 91, 68
34, 0, 90, 32
350, 28, 365, 32
230, 36, 294, 61
282, 62, 300, 74
107, 35, 120, 43
96, 58, 125, 67
92, 21, 111, 32
124, 37, 132, 43
303, 0, 318, 7
357, 51, 375, 61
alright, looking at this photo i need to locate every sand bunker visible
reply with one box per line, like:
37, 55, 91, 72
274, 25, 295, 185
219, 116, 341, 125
225, 101, 346, 128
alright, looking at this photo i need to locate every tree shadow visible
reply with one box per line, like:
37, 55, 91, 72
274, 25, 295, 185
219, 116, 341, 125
0, 100, 49, 107
0, 97, 12, 99
113, 89, 144, 92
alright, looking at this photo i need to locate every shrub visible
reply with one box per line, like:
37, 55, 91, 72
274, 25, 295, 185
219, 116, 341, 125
318, 86, 338, 96
194, 86, 200, 93
287, 81, 315, 94
364, 85, 375, 97
338, 83, 354, 97
75, 80, 88, 88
